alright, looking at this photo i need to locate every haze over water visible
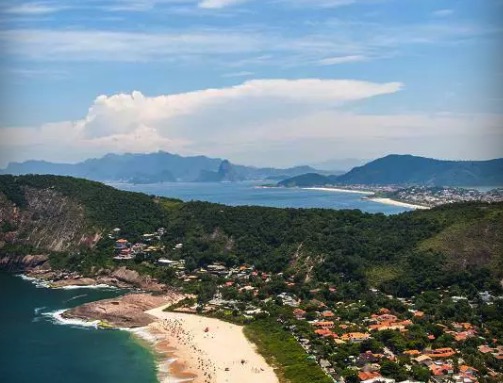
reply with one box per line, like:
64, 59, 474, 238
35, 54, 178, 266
111, 182, 411, 214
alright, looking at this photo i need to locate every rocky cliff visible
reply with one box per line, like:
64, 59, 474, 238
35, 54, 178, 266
0, 186, 101, 253
0, 254, 49, 272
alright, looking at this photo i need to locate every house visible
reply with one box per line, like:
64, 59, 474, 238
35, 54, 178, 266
459, 365, 478, 377
369, 320, 412, 332
413, 355, 432, 366
358, 371, 381, 381
115, 239, 128, 249
341, 332, 371, 343
293, 308, 306, 320
478, 345, 493, 354
426, 347, 456, 359
356, 351, 381, 366
157, 258, 177, 266
313, 321, 334, 329
429, 363, 453, 376
361, 378, 395, 383
321, 310, 335, 318
315, 328, 333, 337
207, 264, 228, 275
413, 311, 425, 318
376, 314, 398, 322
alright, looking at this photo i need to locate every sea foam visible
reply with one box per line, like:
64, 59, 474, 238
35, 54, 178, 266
16, 274, 51, 288
43, 309, 101, 329
51, 283, 117, 290
16, 274, 117, 290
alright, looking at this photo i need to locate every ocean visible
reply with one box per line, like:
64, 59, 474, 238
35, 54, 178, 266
110, 181, 412, 214
0, 273, 158, 383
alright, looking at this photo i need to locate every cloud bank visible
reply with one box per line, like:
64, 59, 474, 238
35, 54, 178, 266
0, 78, 501, 167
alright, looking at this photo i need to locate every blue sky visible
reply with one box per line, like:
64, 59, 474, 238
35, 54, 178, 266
0, 0, 502, 167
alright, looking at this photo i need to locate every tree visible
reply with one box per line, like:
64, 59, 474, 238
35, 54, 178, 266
341, 369, 359, 383
412, 365, 431, 382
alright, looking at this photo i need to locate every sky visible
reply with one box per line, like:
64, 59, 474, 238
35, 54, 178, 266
0, 0, 502, 168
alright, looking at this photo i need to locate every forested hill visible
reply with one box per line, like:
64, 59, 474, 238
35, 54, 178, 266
1, 174, 502, 297
278, 154, 503, 187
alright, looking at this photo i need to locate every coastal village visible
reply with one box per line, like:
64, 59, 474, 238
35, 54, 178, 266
380, 187, 503, 208
323, 185, 503, 209
109, 228, 503, 383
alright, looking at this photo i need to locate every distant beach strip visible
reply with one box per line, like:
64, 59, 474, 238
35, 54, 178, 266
300, 187, 430, 210
367, 197, 430, 210
301, 187, 374, 195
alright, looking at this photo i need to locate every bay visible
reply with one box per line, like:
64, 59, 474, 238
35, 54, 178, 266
0, 273, 158, 383
111, 181, 412, 214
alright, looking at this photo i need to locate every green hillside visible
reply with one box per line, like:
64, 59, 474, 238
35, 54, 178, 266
1, 175, 502, 298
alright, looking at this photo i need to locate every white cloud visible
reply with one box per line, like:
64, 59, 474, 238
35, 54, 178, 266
198, 0, 248, 8
1, 78, 501, 167
221, 71, 254, 77
432, 9, 454, 18
2, 2, 66, 15
280, 0, 388, 9
1, 20, 497, 66
318, 55, 367, 65
80, 79, 402, 138
0, 29, 264, 62
0, 78, 402, 165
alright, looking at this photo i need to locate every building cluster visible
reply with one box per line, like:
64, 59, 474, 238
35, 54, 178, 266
386, 186, 503, 208
105, 225, 501, 383
109, 227, 165, 260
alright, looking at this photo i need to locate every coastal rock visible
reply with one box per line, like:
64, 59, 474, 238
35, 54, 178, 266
0, 254, 49, 272
110, 267, 165, 291
63, 293, 182, 328
0, 187, 101, 252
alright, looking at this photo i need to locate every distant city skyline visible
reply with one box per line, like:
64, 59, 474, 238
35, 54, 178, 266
0, 0, 502, 167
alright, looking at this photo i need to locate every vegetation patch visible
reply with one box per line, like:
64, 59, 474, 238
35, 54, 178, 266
244, 319, 332, 383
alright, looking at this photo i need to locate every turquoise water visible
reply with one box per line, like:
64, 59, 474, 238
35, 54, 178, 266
111, 181, 411, 214
0, 273, 158, 383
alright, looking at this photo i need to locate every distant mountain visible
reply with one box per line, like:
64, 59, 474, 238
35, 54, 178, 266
310, 158, 368, 172
197, 160, 244, 182
277, 173, 338, 187
1, 151, 318, 183
278, 154, 503, 187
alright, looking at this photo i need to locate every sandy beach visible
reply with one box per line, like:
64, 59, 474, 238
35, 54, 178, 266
368, 197, 430, 210
302, 187, 374, 195
142, 305, 279, 383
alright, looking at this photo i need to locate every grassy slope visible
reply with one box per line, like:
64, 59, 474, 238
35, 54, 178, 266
244, 319, 332, 383
2, 175, 502, 288
418, 203, 503, 276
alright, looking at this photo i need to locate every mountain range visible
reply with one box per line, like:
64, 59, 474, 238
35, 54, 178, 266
278, 154, 503, 187
0, 152, 318, 184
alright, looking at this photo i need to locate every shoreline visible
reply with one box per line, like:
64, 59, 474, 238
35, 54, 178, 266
301, 186, 374, 195
367, 197, 430, 210
141, 305, 279, 383
18, 272, 277, 382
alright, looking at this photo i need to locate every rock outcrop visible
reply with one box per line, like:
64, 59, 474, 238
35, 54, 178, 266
0, 187, 101, 252
0, 254, 49, 272
63, 292, 182, 328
